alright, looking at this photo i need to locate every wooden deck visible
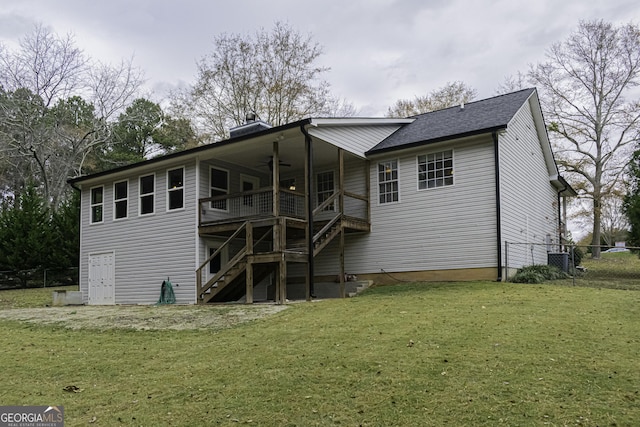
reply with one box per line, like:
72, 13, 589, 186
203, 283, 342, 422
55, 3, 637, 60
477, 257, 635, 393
196, 184, 370, 304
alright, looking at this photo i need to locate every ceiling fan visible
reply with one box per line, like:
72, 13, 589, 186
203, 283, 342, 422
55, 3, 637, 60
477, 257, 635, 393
257, 156, 292, 172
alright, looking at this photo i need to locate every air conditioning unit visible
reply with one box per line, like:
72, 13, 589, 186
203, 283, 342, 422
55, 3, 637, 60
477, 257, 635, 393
547, 252, 569, 272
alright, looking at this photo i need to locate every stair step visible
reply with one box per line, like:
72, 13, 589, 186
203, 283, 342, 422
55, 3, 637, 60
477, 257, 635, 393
347, 280, 373, 298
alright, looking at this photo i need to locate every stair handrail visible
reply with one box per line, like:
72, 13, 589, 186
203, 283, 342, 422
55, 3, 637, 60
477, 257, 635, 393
197, 221, 248, 273
200, 247, 248, 300
196, 221, 249, 294
313, 190, 341, 216
313, 213, 342, 244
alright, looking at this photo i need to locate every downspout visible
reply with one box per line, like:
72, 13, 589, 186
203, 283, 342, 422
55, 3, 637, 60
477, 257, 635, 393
493, 131, 503, 282
301, 124, 315, 297
68, 180, 83, 301
195, 156, 201, 304
557, 182, 568, 250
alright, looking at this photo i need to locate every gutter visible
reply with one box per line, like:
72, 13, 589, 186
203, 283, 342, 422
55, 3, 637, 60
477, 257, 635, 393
68, 117, 314, 185
300, 124, 315, 298
492, 131, 503, 282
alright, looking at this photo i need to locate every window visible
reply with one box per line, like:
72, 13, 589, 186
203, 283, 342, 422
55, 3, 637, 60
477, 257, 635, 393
90, 186, 104, 223
167, 167, 184, 210
113, 180, 128, 219
139, 174, 155, 215
378, 160, 398, 204
210, 168, 228, 210
316, 171, 335, 211
418, 150, 454, 189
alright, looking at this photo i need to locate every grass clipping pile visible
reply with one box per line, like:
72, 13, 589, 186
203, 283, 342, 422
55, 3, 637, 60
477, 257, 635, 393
0, 304, 289, 331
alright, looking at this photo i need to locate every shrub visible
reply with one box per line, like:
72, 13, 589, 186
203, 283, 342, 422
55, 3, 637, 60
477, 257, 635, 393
570, 246, 583, 266
512, 264, 569, 284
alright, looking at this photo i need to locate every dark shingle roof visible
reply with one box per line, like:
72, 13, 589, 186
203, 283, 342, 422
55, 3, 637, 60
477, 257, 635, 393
368, 88, 536, 154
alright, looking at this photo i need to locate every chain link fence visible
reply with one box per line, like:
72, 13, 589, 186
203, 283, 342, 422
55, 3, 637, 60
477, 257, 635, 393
505, 242, 640, 290
0, 267, 78, 290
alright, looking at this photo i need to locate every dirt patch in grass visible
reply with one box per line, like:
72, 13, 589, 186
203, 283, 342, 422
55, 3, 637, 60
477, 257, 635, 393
0, 304, 289, 331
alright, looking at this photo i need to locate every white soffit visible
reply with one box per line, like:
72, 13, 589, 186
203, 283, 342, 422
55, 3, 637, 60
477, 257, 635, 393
307, 118, 414, 157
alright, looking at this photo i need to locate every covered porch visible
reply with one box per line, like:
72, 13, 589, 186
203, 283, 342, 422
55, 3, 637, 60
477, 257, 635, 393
193, 123, 371, 304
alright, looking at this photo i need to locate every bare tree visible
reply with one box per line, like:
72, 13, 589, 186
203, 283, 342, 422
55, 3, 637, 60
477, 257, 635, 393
0, 24, 145, 209
88, 57, 146, 121
0, 24, 86, 108
572, 190, 629, 246
496, 71, 528, 95
529, 20, 640, 257
175, 22, 339, 140
386, 81, 477, 117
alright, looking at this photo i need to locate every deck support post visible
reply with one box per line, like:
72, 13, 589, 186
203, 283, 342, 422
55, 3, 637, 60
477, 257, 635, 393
302, 126, 315, 300
245, 222, 254, 304
245, 261, 254, 304
339, 228, 345, 298
272, 140, 280, 217
274, 254, 287, 304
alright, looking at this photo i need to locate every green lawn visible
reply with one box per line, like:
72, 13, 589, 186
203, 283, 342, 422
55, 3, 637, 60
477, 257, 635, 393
0, 284, 79, 308
0, 282, 638, 426
576, 251, 640, 290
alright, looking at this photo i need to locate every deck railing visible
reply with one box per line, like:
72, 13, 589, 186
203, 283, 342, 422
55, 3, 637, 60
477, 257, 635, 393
198, 187, 369, 227
199, 188, 305, 225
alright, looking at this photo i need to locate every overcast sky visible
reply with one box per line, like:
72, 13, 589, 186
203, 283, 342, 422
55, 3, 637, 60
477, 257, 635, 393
1, 0, 639, 116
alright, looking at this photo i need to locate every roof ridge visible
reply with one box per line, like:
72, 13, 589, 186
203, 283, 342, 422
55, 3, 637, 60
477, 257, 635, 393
409, 87, 536, 118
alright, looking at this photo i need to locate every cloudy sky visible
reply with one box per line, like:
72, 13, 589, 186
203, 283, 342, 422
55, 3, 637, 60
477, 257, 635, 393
1, 0, 639, 115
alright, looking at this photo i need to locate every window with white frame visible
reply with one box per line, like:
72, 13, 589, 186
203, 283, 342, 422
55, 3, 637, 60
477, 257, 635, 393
90, 186, 104, 223
167, 167, 184, 210
418, 150, 454, 189
378, 160, 398, 204
316, 171, 335, 211
113, 180, 128, 219
210, 167, 228, 210
139, 174, 155, 215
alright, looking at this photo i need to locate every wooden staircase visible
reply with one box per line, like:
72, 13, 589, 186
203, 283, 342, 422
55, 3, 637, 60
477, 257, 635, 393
313, 214, 342, 256
203, 262, 274, 303
196, 189, 370, 304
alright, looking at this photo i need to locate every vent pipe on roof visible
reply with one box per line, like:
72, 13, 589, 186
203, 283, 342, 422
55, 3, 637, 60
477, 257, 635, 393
245, 112, 257, 123
460, 102, 465, 110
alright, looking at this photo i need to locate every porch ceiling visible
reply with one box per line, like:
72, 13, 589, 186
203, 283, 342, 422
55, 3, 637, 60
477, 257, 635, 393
200, 128, 354, 172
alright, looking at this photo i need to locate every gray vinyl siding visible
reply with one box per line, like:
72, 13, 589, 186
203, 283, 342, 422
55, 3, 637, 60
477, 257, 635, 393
308, 125, 403, 157
499, 101, 559, 268
79, 160, 198, 304
314, 136, 498, 276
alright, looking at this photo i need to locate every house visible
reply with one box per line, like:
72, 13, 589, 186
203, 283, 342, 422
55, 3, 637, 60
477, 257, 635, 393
68, 88, 574, 305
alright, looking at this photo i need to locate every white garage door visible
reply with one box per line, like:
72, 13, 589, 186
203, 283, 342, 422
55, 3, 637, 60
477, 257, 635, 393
88, 252, 115, 305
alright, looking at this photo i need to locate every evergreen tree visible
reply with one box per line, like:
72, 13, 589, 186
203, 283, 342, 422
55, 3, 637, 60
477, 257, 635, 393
0, 185, 55, 286
51, 191, 80, 268
624, 153, 640, 247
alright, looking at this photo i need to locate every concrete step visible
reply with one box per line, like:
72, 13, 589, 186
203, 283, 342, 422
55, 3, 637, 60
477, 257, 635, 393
285, 279, 374, 300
